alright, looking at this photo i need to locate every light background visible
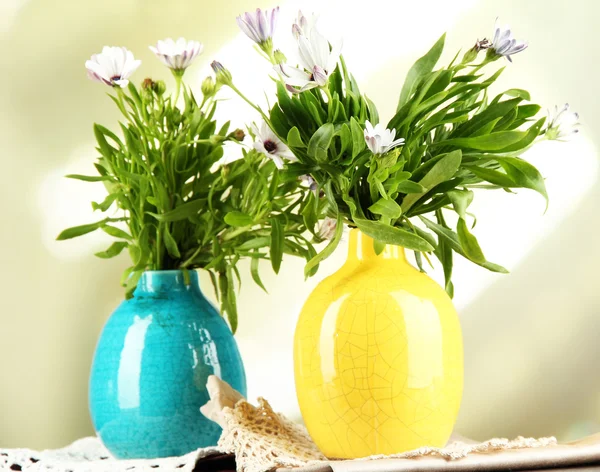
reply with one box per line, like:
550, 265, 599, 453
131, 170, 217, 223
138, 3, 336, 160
1, 0, 599, 449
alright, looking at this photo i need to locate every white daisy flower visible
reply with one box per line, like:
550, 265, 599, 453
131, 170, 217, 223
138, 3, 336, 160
252, 122, 297, 169
364, 121, 405, 155
317, 217, 337, 240
85, 46, 141, 88
236, 7, 279, 45
276, 28, 342, 93
490, 19, 528, 62
292, 10, 318, 39
546, 103, 580, 140
149, 38, 203, 71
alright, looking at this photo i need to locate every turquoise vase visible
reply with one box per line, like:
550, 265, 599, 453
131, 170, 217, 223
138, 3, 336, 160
89, 270, 246, 459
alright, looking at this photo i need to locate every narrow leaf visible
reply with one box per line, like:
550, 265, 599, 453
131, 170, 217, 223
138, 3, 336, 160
396, 180, 426, 194
251, 251, 268, 293
401, 150, 462, 212
457, 218, 485, 263
354, 218, 434, 252
102, 225, 132, 240
307, 123, 335, 162
397, 34, 446, 111
224, 211, 254, 227
419, 216, 508, 273
368, 198, 403, 219
163, 226, 181, 258
148, 199, 205, 222
95, 241, 128, 259
270, 218, 283, 274
66, 174, 112, 182
56, 219, 106, 240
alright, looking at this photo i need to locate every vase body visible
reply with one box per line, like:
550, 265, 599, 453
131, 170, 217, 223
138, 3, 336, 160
89, 270, 246, 459
294, 229, 463, 458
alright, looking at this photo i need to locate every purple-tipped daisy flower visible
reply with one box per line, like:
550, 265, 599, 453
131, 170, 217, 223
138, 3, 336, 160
149, 38, 203, 72
85, 46, 141, 88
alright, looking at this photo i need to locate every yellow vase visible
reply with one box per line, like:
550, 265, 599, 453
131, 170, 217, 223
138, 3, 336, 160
294, 229, 463, 458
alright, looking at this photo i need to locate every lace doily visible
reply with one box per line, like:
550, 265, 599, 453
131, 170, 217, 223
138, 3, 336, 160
1, 376, 574, 472
0, 436, 223, 472
200, 376, 558, 472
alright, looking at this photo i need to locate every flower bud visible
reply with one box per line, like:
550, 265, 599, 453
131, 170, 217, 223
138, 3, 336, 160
229, 129, 245, 142
211, 61, 233, 86
273, 49, 287, 65
142, 78, 154, 90
201, 76, 217, 97
154, 80, 167, 96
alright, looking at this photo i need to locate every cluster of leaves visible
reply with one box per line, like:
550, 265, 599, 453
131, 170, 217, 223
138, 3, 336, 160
266, 36, 548, 296
57, 80, 321, 331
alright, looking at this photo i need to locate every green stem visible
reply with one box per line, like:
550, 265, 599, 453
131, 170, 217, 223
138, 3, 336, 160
322, 86, 335, 118
227, 83, 271, 123
181, 245, 204, 268
174, 74, 183, 105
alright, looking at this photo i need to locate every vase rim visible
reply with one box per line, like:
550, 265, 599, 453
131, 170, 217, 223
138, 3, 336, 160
135, 269, 200, 294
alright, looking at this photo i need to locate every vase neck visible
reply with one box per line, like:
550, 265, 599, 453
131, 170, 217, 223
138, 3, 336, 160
134, 270, 201, 295
347, 228, 408, 264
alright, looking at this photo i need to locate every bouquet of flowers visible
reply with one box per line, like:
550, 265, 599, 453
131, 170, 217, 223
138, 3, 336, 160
57, 38, 324, 331
222, 9, 580, 295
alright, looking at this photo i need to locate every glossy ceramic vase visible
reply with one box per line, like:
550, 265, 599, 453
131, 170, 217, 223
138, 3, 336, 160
89, 270, 246, 459
294, 229, 463, 458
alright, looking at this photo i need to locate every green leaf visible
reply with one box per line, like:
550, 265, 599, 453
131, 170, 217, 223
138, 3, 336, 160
504, 88, 531, 100
419, 216, 508, 273
401, 150, 462, 212
148, 199, 205, 222
56, 219, 106, 240
447, 189, 474, 219
95, 241, 128, 259
365, 95, 380, 125
124, 270, 143, 299
270, 218, 283, 274
163, 226, 181, 258
457, 218, 485, 263
354, 218, 434, 252
65, 174, 112, 182
368, 198, 403, 219
397, 33, 446, 111
94, 123, 118, 159
102, 225, 132, 240
468, 166, 516, 187
453, 97, 522, 137
304, 213, 343, 277
287, 127, 305, 148
373, 239, 386, 255
436, 238, 454, 297
251, 251, 268, 293
91, 193, 118, 212
224, 211, 254, 227
438, 131, 528, 151
496, 157, 548, 204
307, 123, 335, 162
494, 117, 546, 153
396, 180, 426, 194
226, 266, 238, 333
350, 117, 366, 158
238, 237, 271, 251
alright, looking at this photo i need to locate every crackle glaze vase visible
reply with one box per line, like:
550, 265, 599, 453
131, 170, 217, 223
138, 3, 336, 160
294, 229, 463, 458
89, 270, 246, 459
